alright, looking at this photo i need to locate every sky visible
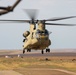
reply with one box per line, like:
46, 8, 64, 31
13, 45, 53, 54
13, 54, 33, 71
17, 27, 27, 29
0, 0, 76, 50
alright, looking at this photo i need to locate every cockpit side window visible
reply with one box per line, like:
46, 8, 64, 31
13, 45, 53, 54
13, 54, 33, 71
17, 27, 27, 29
45, 30, 49, 35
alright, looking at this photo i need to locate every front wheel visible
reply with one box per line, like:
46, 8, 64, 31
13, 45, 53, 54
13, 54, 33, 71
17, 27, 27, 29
23, 49, 25, 54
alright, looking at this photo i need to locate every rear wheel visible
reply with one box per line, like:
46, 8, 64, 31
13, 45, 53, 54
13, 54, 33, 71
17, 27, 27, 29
41, 50, 44, 54
46, 48, 50, 53
27, 49, 31, 52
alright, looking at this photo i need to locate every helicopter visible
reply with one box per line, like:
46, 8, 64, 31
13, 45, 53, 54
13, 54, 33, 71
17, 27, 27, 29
0, 0, 21, 15
0, 9, 76, 54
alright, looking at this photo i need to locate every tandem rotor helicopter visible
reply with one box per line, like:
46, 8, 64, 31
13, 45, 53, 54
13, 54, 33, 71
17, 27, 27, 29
0, 0, 21, 15
0, 1, 76, 54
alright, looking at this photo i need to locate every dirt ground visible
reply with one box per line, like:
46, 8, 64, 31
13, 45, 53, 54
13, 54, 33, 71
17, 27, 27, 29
0, 69, 76, 75
0, 70, 22, 75
0, 50, 76, 75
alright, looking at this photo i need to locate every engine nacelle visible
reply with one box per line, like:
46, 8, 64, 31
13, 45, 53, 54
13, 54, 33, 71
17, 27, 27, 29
23, 31, 30, 37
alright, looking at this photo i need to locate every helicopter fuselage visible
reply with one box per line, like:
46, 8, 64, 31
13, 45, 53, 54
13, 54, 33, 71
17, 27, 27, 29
23, 30, 51, 50
23, 23, 51, 50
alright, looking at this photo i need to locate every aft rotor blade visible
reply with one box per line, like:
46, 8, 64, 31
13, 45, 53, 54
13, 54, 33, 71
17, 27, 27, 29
45, 16, 76, 21
0, 20, 30, 23
45, 23, 76, 26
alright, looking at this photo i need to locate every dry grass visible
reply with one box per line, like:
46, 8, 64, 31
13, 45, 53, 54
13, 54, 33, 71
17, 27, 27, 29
0, 57, 76, 72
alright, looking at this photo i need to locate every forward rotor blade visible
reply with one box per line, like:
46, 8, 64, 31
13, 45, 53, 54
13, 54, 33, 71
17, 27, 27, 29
10, 0, 21, 11
0, 7, 7, 10
45, 23, 76, 26
0, 20, 30, 23
45, 16, 76, 21
24, 9, 38, 20
0, 0, 21, 11
0, 10, 8, 15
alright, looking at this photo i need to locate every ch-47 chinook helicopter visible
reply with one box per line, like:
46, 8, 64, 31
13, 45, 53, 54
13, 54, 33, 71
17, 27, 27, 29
0, 0, 21, 15
0, 9, 76, 54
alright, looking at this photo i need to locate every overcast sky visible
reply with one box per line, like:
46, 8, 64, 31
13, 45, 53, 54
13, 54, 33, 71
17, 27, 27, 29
0, 0, 76, 50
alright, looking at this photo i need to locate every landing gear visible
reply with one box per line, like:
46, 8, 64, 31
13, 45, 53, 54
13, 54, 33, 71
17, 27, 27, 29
27, 49, 31, 52
23, 49, 25, 54
41, 50, 44, 54
23, 49, 31, 54
46, 48, 50, 53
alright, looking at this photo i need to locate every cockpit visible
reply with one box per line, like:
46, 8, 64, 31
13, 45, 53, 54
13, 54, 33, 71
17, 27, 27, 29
35, 29, 49, 39
36, 29, 49, 35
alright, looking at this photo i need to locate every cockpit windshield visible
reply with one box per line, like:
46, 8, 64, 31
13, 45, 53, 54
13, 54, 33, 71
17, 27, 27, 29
36, 29, 49, 35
